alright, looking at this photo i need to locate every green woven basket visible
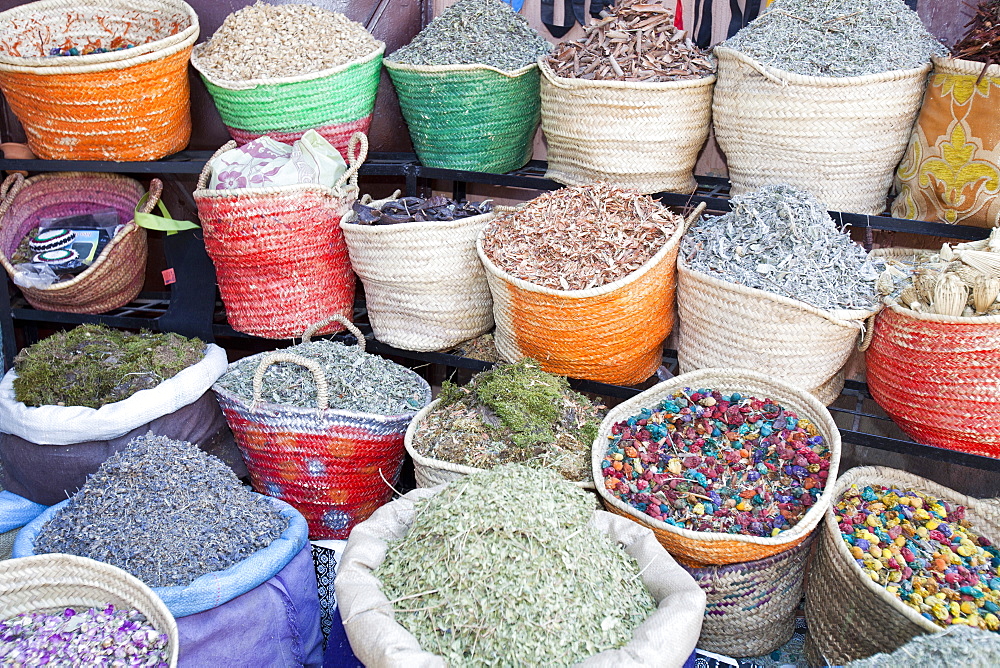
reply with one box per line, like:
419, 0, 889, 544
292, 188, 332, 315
191, 44, 385, 151
384, 60, 540, 173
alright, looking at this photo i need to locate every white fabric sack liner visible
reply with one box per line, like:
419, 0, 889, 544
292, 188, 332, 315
0, 344, 228, 445
335, 486, 706, 668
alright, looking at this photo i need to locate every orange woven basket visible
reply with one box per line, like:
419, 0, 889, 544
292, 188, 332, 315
0, 172, 160, 314
592, 368, 842, 567
0, 0, 198, 160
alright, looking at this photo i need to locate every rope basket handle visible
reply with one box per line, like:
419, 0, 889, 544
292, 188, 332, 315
683, 202, 708, 234
137, 179, 164, 215
0, 173, 25, 203
857, 312, 877, 352
337, 132, 369, 191
301, 313, 366, 351
252, 351, 330, 411
197, 141, 238, 191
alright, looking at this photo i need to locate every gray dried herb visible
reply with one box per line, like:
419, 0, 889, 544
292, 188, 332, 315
374, 464, 656, 667
723, 0, 946, 77
847, 626, 1000, 668
681, 184, 883, 311
35, 434, 286, 588
350, 195, 492, 225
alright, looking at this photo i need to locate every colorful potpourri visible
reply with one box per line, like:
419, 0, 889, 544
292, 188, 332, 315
0, 605, 169, 667
602, 388, 831, 537
835, 484, 1000, 631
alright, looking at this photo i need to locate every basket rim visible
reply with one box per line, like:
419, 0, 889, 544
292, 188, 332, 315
713, 45, 933, 87
340, 209, 495, 236
591, 367, 842, 548
0, 0, 198, 71
537, 55, 717, 91
476, 205, 684, 298
193, 180, 358, 201
930, 54, 1000, 77
192, 42, 385, 91
384, 57, 536, 78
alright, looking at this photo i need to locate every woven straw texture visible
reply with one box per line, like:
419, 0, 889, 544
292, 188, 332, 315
677, 255, 878, 405
592, 368, 842, 566
865, 249, 1000, 457
212, 326, 431, 540
385, 60, 540, 173
539, 58, 715, 194
403, 398, 596, 490
340, 207, 494, 352
683, 534, 813, 656
192, 45, 383, 157
0, 172, 157, 314
712, 46, 931, 215
477, 212, 684, 385
194, 134, 367, 339
804, 466, 1000, 665
0, 0, 198, 161
0, 553, 179, 667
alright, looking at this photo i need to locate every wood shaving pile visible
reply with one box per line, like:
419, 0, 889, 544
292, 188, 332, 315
482, 183, 681, 291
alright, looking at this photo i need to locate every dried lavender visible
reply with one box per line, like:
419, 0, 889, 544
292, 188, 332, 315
374, 464, 656, 666
35, 435, 286, 588
389, 0, 552, 70
723, 0, 946, 77
217, 341, 426, 414
681, 185, 883, 310
0, 605, 169, 667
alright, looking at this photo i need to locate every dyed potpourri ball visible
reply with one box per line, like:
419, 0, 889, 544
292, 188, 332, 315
602, 388, 831, 537
0, 604, 169, 667
836, 484, 1000, 631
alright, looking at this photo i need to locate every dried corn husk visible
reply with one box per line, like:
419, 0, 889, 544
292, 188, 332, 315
876, 270, 896, 296
900, 286, 921, 310
973, 276, 1000, 314
933, 273, 969, 317
914, 271, 939, 305
940, 243, 955, 261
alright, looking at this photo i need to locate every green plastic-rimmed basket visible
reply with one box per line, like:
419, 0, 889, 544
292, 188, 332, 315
191, 44, 385, 156
384, 60, 540, 173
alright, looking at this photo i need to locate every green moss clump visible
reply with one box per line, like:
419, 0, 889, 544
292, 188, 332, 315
13, 325, 205, 409
470, 361, 564, 450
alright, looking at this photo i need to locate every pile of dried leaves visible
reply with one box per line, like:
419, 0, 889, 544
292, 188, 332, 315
545, 0, 715, 82
410, 359, 604, 481
481, 183, 681, 290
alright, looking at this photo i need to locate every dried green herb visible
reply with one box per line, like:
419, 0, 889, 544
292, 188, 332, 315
375, 464, 656, 666
12, 325, 205, 409
389, 0, 552, 70
411, 359, 603, 481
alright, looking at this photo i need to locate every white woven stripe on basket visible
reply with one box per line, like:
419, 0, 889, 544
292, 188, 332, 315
538, 58, 715, 195
405, 398, 596, 490
712, 46, 931, 215
676, 256, 878, 405
0, 554, 179, 667
592, 368, 842, 550
340, 211, 494, 352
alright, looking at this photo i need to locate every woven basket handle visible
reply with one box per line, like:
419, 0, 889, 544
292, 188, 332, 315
336, 132, 369, 191
197, 141, 238, 191
683, 202, 707, 233
138, 179, 164, 215
857, 312, 877, 352
252, 351, 330, 411
301, 313, 366, 351
0, 173, 24, 204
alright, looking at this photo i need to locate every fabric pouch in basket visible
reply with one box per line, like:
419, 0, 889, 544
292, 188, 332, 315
0, 172, 161, 314
712, 46, 931, 215
539, 57, 715, 195
212, 316, 432, 540
341, 196, 494, 352
194, 133, 367, 339
804, 466, 1000, 665
592, 368, 842, 567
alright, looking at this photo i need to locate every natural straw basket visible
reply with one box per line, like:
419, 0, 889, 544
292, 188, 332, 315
340, 202, 494, 352
0, 554, 179, 667
803, 466, 1000, 665
0, 0, 198, 161
384, 60, 540, 173
194, 133, 367, 339
192, 43, 384, 159
592, 368, 841, 567
712, 46, 931, 214
539, 57, 715, 194
478, 203, 700, 386
676, 253, 880, 406
683, 534, 813, 657
865, 249, 1000, 458
0, 172, 160, 314
403, 398, 596, 490
212, 315, 432, 540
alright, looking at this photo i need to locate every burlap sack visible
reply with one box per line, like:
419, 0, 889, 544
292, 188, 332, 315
334, 486, 706, 668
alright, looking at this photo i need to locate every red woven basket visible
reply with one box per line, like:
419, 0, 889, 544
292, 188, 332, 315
212, 316, 432, 540
193, 133, 367, 339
